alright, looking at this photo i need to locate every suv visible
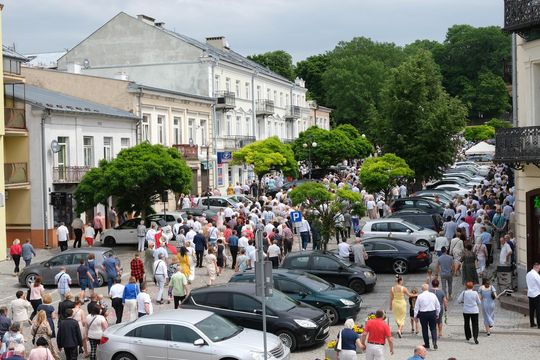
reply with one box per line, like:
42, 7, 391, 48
280, 251, 377, 294
183, 283, 330, 351
195, 196, 239, 211
359, 218, 437, 248
385, 209, 443, 232
390, 197, 444, 215
230, 269, 362, 325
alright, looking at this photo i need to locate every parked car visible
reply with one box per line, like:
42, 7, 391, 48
227, 194, 255, 207
280, 251, 377, 295
180, 207, 218, 223
195, 196, 239, 211
100, 218, 172, 246
229, 269, 362, 325
359, 218, 437, 248
390, 197, 444, 215
146, 211, 185, 227
433, 184, 470, 196
97, 309, 290, 360
19, 248, 116, 288
410, 190, 454, 204
183, 283, 330, 351
350, 238, 431, 274
385, 209, 443, 232
427, 178, 469, 189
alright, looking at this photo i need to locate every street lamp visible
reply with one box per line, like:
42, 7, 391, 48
303, 141, 317, 179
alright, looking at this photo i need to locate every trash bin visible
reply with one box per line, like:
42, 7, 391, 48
497, 265, 513, 292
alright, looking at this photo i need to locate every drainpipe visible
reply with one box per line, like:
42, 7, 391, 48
211, 60, 218, 189
252, 71, 258, 139
41, 110, 51, 248
136, 87, 143, 143
512, 32, 518, 128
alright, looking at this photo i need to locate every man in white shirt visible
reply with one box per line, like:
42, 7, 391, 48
434, 232, 449, 256
337, 239, 350, 259
146, 223, 157, 246
499, 236, 512, 266
136, 283, 153, 317
153, 253, 169, 304
55, 267, 72, 301
57, 222, 69, 252
267, 240, 281, 269
526, 263, 540, 328
109, 278, 125, 324
224, 206, 234, 221
414, 283, 440, 350
185, 228, 196, 243
299, 218, 311, 250
238, 232, 249, 250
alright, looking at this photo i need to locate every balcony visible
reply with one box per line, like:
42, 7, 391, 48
256, 100, 274, 117
215, 91, 235, 110
221, 135, 256, 150
493, 126, 540, 169
281, 138, 295, 144
285, 105, 301, 120
4, 162, 28, 185
53, 166, 92, 184
4, 108, 26, 130
504, 0, 540, 37
173, 144, 199, 161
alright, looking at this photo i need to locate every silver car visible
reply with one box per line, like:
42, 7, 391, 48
97, 309, 290, 360
360, 218, 437, 248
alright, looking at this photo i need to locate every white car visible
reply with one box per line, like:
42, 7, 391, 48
434, 184, 470, 197
101, 218, 172, 246
360, 218, 437, 248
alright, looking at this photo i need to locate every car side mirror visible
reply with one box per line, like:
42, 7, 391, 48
406, 229, 412, 234
44, 262, 50, 268
254, 309, 263, 314
193, 338, 206, 346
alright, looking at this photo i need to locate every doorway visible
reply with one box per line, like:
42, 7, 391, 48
526, 188, 540, 269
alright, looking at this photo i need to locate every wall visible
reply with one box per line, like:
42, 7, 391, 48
0, 5, 6, 259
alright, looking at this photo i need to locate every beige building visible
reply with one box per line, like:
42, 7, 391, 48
495, 1, 540, 286
308, 100, 332, 129
22, 67, 214, 197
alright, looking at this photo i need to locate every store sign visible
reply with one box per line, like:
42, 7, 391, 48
217, 151, 232, 164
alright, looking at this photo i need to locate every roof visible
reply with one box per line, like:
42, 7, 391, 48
191, 282, 256, 294
25, 51, 67, 68
6, 85, 138, 119
143, 309, 213, 323
3, 45, 29, 61
128, 83, 214, 103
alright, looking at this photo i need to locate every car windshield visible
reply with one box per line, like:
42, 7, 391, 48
265, 289, 298, 312
299, 273, 331, 292
195, 313, 242, 342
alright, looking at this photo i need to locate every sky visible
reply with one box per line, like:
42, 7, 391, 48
2, 0, 503, 62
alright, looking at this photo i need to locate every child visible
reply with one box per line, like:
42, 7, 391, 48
216, 239, 225, 276
409, 287, 419, 334
84, 222, 95, 247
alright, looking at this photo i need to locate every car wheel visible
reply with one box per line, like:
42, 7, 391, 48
416, 240, 430, 248
103, 236, 116, 247
393, 259, 409, 275
348, 279, 366, 294
321, 306, 339, 326
276, 329, 297, 351
25, 273, 38, 288
113, 352, 137, 360
97, 274, 105, 287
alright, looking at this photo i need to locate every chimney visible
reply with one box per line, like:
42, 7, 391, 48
206, 36, 229, 51
155, 21, 165, 28
137, 14, 155, 26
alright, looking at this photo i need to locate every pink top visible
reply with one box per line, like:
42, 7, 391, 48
30, 285, 45, 300
28, 347, 55, 360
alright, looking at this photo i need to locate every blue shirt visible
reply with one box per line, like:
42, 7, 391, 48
103, 257, 118, 276
480, 231, 491, 245
228, 235, 239, 247
122, 283, 140, 303
338, 328, 358, 351
407, 355, 424, 360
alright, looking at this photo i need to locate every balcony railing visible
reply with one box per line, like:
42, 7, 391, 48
494, 126, 540, 169
173, 144, 199, 160
285, 105, 301, 120
5, 108, 26, 129
504, 0, 540, 34
53, 166, 92, 184
256, 100, 274, 116
215, 91, 236, 110
4, 162, 28, 185
281, 138, 295, 144
221, 135, 256, 149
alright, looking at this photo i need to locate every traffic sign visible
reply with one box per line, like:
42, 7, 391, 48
290, 211, 303, 223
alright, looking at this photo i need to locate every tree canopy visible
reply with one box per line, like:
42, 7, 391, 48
463, 125, 496, 142
231, 136, 298, 179
74, 143, 192, 216
295, 53, 330, 105
359, 153, 414, 196
247, 50, 295, 81
333, 124, 374, 159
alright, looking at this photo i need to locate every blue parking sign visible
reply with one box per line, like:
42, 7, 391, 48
290, 211, 302, 223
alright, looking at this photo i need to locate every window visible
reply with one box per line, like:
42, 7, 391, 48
276, 279, 306, 295
256, 86, 261, 100
226, 115, 231, 136
83, 136, 94, 167
266, 88, 271, 100
103, 137, 113, 161
312, 256, 340, 271
49, 254, 73, 267
371, 222, 389, 232
173, 117, 181, 144
57, 136, 69, 168
170, 325, 200, 343
235, 80, 241, 97
225, 78, 231, 92
192, 292, 231, 309
188, 119, 195, 143
273, 90, 277, 102
128, 324, 166, 340
245, 82, 250, 99
200, 120, 207, 146
214, 75, 220, 92
120, 138, 130, 151
157, 116, 165, 145
245, 117, 250, 136
232, 294, 261, 313
280, 92, 283, 107
142, 114, 150, 141
287, 255, 309, 269
71, 253, 88, 265
228, 168, 233, 186
373, 243, 398, 251
286, 94, 289, 106
236, 116, 241, 135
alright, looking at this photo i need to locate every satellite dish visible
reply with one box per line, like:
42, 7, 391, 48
83, 59, 90, 69
51, 140, 61, 153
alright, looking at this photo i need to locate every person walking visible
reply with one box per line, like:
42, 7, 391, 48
76, 259, 93, 302
360, 309, 394, 359
93, 212, 103, 241
526, 262, 540, 328
390, 275, 415, 338
86, 253, 99, 296
130, 253, 145, 285
205, 247, 218, 286
299, 218, 311, 250
54, 267, 72, 302
437, 247, 454, 299
70, 297, 88, 357
9, 291, 32, 327
1, 323, 24, 356
21, 239, 36, 268
9, 239, 22, 276
144, 242, 155, 283
85, 306, 107, 360
335, 318, 363, 360
153, 253, 168, 304
461, 243, 479, 285
109, 278, 124, 324
136, 220, 146, 252
101, 253, 120, 292
0, 307, 11, 342
29, 277, 45, 320
136, 283, 153, 318
71, 217, 84, 248
351, 237, 368, 266
473, 238, 488, 278
56, 222, 69, 252
478, 278, 497, 335
84, 222, 95, 247
57, 292, 75, 332
28, 337, 56, 360
36, 294, 56, 338
430, 279, 448, 338
107, 207, 117, 229
414, 283, 440, 350
31, 310, 60, 360
122, 277, 140, 322
169, 267, 190, 309
457, 281, 481, 344
407, 345, 428, 360
193, 230, 207, 268
227, 230, 239, 270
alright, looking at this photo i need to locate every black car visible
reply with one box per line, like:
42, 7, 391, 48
183, 283, 329, 351
390, 197, 444, 215
353, 238, 432, 275
229, 269, 362, 325
280, 250, 377, 294
385, 209, 444, 232
180, 207, 218, 223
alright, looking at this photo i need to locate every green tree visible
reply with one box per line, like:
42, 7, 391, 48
485, 118, 512, 129
473, 71, 510, 116
372, 51, 467, 183
359, 154, 414, 198
333, 124, 374, 160
232, 136, 298, 182
463, 125, 496, 142
75, 143, 192, 216
295, 53, 331, 105
247, 50, 295, 81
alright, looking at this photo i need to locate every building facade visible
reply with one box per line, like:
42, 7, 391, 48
56, 12, 327, 191
308, 100, 332, 129
495, 0, 540, 287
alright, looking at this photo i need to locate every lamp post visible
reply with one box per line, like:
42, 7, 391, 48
302, 141, 317, 179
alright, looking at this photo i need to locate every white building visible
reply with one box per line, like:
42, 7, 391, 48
56, 12, 328, 190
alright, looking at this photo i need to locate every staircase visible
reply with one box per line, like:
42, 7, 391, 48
499, 291, 529, 315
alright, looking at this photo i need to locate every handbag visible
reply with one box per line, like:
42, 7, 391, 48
335, 329, 343, 352
490, 286, 496, 300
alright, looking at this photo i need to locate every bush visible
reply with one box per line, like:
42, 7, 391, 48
463, 125, 496, 142
485, 118, 512, 129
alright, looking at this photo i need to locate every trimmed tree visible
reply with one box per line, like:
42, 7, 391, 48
75, 142, 192, 217
359, 153, 414, 199
463, 125, 496, 142
333, 124, 374, 160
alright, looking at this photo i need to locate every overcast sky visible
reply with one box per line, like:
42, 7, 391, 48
2, 0, 503, 62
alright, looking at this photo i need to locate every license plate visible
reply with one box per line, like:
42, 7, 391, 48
323, 327, 329, 334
